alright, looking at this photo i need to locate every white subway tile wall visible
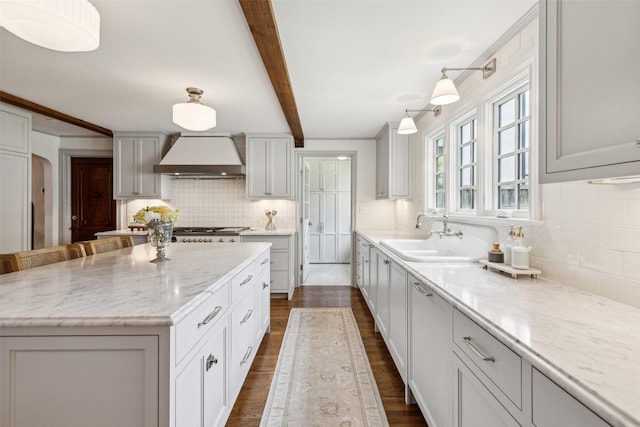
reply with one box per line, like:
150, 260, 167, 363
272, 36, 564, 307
529, 181, 640, 308
126, 179, 297, 230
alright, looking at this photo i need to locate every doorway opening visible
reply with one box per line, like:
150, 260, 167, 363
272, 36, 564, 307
298, 154, 354, 287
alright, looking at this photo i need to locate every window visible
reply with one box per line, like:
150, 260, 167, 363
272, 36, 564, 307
433, 134, 445, 209
495, 89, 530, 210
457, 117, 477, 210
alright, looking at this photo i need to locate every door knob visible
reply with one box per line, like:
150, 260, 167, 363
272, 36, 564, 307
71, 215, 78, 220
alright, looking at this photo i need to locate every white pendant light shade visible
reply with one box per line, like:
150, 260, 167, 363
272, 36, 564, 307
0, 0, 100, 52
398, 116, 417, 135
172, 88, 217, 132
430, 74, 460, 106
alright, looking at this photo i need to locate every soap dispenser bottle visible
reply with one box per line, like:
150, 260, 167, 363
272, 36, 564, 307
503, 226, 516, 265
511, 227, 532, 270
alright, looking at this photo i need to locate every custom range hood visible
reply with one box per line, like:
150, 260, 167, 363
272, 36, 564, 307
153, 133, 246, 177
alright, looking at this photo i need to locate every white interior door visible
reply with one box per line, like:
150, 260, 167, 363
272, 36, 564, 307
302, 165, 311, 281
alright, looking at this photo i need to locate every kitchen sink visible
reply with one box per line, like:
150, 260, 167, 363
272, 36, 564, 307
379, 238, 481, 263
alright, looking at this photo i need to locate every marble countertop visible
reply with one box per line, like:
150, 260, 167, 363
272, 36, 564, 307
0, 242, 270, 328
357, 229, 640, 427
95, 229, 149, 236
240, 228, 296, 236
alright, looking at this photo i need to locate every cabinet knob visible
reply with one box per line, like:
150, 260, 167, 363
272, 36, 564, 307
263, 282, 269, 289
206, 354, 218, 371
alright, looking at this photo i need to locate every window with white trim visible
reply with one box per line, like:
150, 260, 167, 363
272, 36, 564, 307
495, 88, 530, 210
433, 134, 446, 209
457, 117, 477, 211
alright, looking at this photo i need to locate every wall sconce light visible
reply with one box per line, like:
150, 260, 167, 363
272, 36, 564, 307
430, 58, 497, 105
398, 107, 441, 135
172, 87, 217, 131
0, 0, 100, 52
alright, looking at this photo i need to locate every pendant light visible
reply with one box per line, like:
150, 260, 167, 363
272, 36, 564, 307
0, 0, 100, 52
430, 59, 497, 106
397, 107, 441, 135
172, 87, 217, 132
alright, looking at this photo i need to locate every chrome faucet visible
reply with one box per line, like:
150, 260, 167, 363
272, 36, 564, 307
429, 213, 463, 239
415, 213, 428, 229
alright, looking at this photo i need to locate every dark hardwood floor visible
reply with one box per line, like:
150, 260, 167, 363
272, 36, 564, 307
226, 285, 428, 426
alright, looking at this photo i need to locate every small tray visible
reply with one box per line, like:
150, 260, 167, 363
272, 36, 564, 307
479, 260, 541, 279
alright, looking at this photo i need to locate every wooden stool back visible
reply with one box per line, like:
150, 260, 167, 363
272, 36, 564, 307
0, 254, 23, 274
83, 236, 133, 255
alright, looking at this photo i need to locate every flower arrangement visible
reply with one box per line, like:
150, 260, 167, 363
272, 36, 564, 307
134, 205, 180, 225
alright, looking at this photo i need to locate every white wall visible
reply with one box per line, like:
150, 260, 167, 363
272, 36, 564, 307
31, 131, 60, 246
394, 14, 640, 309
297, 139, 395, 231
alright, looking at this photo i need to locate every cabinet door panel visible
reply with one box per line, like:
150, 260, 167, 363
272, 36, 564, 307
114, 137, 138, 196
532, 368, 609, 427
453, 354, 520, 427
387, 262, 407, 381
269, 137, 291, 197
247, 138, 269, 197
204, 323, 229, 427
0, 152, 30, 253
375, 251, 390, 337
541, 0, 640, 182
138, 137, 162, 196
0, 336, 158, 427
322, 159, 338, 191
409, 279, 452, 427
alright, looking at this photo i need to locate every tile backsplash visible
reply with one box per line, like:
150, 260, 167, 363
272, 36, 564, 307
126, 179, 297, 230
529, 181, 640, 308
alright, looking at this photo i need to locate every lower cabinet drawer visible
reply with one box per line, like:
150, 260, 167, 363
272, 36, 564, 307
453, 309, 522, 408
175, 284, 229, 365
531, 368, 610, 427
231, 261, 257, 303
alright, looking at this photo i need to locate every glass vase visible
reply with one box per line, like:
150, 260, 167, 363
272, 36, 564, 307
148, 220, 173, 263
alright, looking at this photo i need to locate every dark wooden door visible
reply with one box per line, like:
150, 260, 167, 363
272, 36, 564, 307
71, 157, 117, 242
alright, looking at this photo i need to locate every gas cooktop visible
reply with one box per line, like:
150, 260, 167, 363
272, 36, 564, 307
172, 227, 250, 236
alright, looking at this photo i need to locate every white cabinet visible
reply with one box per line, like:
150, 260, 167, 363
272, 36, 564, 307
375, 250, 391, 338
0, 247, 270, 427
531, 368, 610, 427
242, 234, 295, 300
409, 278, 452, 427
540, 0, 640, 182
0, 335, 159, 427
113, 133, 171, 199
245, 134, 293, 199
176, 320, 228, 427
453, 354, 520, 427
376, 122, 410, 199
309, 191, 351, 263
308, 158, 350, 192
0, 104, 31, 253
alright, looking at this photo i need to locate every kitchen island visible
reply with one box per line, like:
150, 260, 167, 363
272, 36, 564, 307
0, 242, 272, 427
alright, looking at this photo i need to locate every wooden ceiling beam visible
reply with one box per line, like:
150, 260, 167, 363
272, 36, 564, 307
239, 0, 304, 147
0, 91, 113, 137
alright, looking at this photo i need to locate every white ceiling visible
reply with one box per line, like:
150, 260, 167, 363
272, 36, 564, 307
0, 0, 535, 140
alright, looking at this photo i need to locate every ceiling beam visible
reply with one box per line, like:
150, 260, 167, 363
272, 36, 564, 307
0, 91, 113, 137
239, 0, 304, 147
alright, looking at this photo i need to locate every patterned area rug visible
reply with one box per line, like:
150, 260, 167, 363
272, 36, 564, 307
260, 308, 389, 427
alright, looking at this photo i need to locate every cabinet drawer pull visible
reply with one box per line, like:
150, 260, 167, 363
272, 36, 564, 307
413, 282, 433, 297
263, 282, 269, 289
240, 346, 253, 365
383, 259, 390, 264
240, 275, 253, 286
260, 258, 269, 266
240, 309, 253, 324
206, 354, 218, 371
463, 336, 495, 363
197, 306, 222, 328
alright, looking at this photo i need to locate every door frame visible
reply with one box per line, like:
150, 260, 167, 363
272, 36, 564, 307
295, 151, 357, 287
59, 149, 124, 244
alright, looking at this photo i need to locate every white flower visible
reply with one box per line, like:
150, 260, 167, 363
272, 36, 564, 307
144, 211, 161, 223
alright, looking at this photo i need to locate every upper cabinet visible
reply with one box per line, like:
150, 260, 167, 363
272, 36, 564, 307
113, 133, 171, 200
540, 0, 640, 183
376, 122, 410, 199
307, 159, 350, 192
245, 134, 293, 199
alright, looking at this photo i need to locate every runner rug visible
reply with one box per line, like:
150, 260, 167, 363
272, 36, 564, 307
260, 307, 389, 427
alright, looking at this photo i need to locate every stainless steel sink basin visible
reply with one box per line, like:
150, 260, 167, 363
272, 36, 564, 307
379, 239, 479, 263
